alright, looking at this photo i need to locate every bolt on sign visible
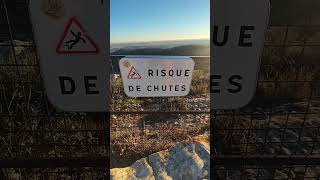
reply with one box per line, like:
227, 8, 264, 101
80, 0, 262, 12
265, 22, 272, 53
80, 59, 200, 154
29, 0, 110, 112
119, 57, 195, 97
211, 0, 270, 109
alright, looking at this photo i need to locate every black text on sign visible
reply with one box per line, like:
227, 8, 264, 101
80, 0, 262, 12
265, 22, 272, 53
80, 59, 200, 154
119, 57, 195, 97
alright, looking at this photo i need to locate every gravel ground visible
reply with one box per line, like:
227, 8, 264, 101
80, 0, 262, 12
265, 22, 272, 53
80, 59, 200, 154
215, 100, 320, 179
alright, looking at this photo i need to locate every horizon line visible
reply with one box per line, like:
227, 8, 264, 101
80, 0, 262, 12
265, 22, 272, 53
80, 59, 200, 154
111, 38, 210, 45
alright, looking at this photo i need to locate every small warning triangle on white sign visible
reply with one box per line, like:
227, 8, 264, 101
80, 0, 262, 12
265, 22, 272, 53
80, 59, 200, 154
127, 67, 142, 79
56, 17, 99, 54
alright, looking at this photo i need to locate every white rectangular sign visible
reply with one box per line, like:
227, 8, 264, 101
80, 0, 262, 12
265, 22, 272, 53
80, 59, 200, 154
211, 0, 270, 109
119, 57, 195, 97
30, 0, 111, 112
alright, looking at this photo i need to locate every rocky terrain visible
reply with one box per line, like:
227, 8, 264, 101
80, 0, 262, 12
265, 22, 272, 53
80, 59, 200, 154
1, 39, 319, 180
110, 99, 320, 179
213, 100, 320, 179
110, 134, 210, 180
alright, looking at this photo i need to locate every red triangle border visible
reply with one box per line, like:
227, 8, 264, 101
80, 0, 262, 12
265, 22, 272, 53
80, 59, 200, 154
56, 17, 99, 54
127, 67, 142, 79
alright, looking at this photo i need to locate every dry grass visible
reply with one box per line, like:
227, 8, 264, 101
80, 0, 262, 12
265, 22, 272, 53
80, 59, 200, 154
109, 72, 210, 167
110, 113, 209, 167
0, 48, 211, 169
1, 26, 320, 173
190, 70, 210, 95
257, 30, 320, 101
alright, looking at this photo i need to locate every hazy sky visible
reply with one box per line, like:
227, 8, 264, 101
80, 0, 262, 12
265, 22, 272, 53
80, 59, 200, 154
111, 0, 210, 44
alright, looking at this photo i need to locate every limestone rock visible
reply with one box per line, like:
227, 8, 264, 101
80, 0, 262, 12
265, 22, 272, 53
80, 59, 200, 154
110, 134, 210, 180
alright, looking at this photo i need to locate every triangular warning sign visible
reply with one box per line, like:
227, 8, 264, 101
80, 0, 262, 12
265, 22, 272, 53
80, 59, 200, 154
56, 17, 99, 54
127, 67, 142, 79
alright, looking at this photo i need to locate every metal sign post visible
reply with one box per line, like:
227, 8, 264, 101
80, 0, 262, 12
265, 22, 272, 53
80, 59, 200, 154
30, 0, 111, 112
211, 0, 270, 109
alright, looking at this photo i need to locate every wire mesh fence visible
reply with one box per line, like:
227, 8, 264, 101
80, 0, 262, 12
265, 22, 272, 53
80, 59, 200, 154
0, 0, 320, 179
210, 24, 320, 179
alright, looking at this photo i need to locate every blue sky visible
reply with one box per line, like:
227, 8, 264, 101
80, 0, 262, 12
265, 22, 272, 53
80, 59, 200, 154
111, 0, 210, 43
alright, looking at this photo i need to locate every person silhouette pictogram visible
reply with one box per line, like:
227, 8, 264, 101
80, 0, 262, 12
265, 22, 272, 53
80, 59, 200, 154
131, 71, 136, 78
65, 30, 86, 50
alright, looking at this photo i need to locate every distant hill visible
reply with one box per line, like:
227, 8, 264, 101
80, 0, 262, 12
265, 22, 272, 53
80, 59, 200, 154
111, 45, 210, 56
111, 39, 210, 52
